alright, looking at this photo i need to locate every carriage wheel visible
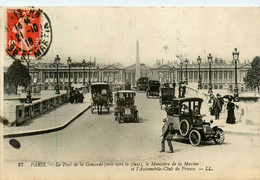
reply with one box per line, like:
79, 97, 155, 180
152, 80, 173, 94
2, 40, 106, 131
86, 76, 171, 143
213, 128, 225, 145
91, 105, 94, 114
179, 119, 190, 137
189, 129, 201, 146
118, 113, 121, 123
135, 113, 139, 123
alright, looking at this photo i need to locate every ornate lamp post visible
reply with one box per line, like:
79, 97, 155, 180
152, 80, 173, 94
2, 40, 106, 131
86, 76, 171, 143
184, 59, 188, 85
97, 65, 100, 82
25, 59, 32, 103
208, 53, 213, 94
82, 59, 86, 85
180, 61, 183, 83
233, 48, 239, 101
54, 55, 60, 94
178, 61, 183, 98
67, 57, 72, 89
86, 57, 95, 85
197, 56, 202, 90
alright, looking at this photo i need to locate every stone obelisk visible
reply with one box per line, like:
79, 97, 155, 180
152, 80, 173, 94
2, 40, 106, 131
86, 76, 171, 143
136, 40, 140, 84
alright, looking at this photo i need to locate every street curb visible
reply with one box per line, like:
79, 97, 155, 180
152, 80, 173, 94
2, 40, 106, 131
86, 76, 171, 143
3, 105, 91, 138
224, 130, 260, 137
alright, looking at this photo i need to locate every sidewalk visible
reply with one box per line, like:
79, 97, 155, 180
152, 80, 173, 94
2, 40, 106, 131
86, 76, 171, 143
3, 93, 91, 138
186, 87, 260, 137
212, 118, 260, 137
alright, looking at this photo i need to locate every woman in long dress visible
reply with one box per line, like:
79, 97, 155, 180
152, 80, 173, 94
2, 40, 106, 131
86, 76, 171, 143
226, 98, 236, 124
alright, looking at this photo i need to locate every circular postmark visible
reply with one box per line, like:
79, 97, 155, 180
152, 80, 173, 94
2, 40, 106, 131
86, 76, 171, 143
6, 8, 52, 61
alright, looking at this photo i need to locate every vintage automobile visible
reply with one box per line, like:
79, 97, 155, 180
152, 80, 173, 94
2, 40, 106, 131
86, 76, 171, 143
146, 80, 160, 98
136, 77, 149, 92
159, 87, 175, 109
90, 83, 111, 114
165, 97, 225, 146
114, 90, 139, 123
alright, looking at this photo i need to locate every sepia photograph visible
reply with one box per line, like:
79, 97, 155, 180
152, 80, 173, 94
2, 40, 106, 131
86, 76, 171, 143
1, 5, 260, 180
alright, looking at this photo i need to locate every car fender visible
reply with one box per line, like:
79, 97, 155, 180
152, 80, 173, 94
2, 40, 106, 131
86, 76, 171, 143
192, 127, 203, 131
212, 126, 223, 132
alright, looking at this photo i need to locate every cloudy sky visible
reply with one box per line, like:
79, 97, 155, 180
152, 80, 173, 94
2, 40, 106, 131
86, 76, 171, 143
3, 7, 260, 66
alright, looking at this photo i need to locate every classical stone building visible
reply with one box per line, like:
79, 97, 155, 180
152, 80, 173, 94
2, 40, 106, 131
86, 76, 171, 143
6, 59, 250, 93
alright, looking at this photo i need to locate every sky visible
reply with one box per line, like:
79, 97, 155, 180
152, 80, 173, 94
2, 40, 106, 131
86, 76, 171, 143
2, 7, 260, 67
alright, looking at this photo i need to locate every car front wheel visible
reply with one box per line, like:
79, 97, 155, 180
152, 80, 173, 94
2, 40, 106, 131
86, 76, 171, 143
213, 128, 225, 144
189, 129, 201, 146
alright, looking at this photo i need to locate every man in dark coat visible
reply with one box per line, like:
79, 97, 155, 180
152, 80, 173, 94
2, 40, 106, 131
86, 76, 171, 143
172, 81, 176, 97
182, 84, 186, 98
213, 94, 222, 120
69, 87, 75, 104
160, 117, 173, 153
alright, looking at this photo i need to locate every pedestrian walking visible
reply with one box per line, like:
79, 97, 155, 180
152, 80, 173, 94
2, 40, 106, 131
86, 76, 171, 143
182, 84, 186, 98
226, 98, 236, 124
75, 88, 80, 103
69, 87, 75, 104
178, 84, 182, 98
213, 94, 222, 120
160, 117, 173, 153
208, 94, 215, 116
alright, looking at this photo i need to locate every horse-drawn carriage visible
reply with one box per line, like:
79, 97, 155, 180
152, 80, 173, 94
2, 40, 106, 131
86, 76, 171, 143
165, 97, 225, 146
91, 83, 112, 114
159, 87, 175, 109
146, 80, 160, 98
114, 90, 139, 123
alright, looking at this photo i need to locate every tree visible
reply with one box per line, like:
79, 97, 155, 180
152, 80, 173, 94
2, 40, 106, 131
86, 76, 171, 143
4, 60, 31, 95
244, 56, 260, 93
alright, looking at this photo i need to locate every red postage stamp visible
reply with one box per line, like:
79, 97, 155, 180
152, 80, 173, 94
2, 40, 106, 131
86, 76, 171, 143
6, 8, 52, 61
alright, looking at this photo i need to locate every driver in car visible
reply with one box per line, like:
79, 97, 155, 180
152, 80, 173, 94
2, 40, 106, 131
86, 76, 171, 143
181, 104, 189, 114
192, 106, 203, 125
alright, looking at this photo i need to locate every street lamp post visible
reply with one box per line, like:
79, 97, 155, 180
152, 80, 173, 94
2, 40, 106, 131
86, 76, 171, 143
54, 55, 60, 94
233, 48, 239, 101
67, 57, 72, 89
86, 57, 95, 85
179, 61, 183, 98
25, 59, 32, 103
180, 61, 183, 83
185, 59, 188, 85
197, 56, 202, 90
208, 53, 213, 94
82, 59, 86, 85
97, 65, 100, 82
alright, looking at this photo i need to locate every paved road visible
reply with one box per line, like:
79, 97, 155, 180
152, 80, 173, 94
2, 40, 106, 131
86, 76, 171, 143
3, 92, 260, 179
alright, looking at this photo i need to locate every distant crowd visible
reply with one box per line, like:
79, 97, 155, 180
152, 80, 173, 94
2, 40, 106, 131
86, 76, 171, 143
69, 87, 85, 104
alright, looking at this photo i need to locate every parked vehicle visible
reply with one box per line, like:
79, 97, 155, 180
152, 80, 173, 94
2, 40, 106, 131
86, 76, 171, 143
136, 77, 149, 92
114, 90, 139, 123
165, 97, 225, 146
159, 87, 175, 109
90, 83, 111, 114
146, 80, 160, 98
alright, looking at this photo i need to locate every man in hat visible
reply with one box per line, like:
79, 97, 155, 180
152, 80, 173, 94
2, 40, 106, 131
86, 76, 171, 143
160, 117, 174, 153
213, 93, 222, 120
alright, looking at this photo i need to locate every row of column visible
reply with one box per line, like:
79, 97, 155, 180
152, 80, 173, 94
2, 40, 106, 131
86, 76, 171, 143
176, 70, 239, 83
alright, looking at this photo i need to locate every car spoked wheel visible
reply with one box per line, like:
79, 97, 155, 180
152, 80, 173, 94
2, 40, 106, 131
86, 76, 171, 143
179, 119, 190, 137
213, 128, 225, 144
189, 129, 201, 146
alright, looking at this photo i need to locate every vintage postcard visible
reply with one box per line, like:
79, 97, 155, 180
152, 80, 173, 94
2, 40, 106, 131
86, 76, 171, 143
1, 6, 260, 180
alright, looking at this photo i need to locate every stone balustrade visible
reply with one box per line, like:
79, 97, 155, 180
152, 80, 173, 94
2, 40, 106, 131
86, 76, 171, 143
15, 92, 69, 125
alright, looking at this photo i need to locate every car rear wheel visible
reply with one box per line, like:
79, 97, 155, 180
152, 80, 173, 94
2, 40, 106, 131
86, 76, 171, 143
179, 119, 190, 137
189, 129, 201, 146
213, 128, 225, 144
